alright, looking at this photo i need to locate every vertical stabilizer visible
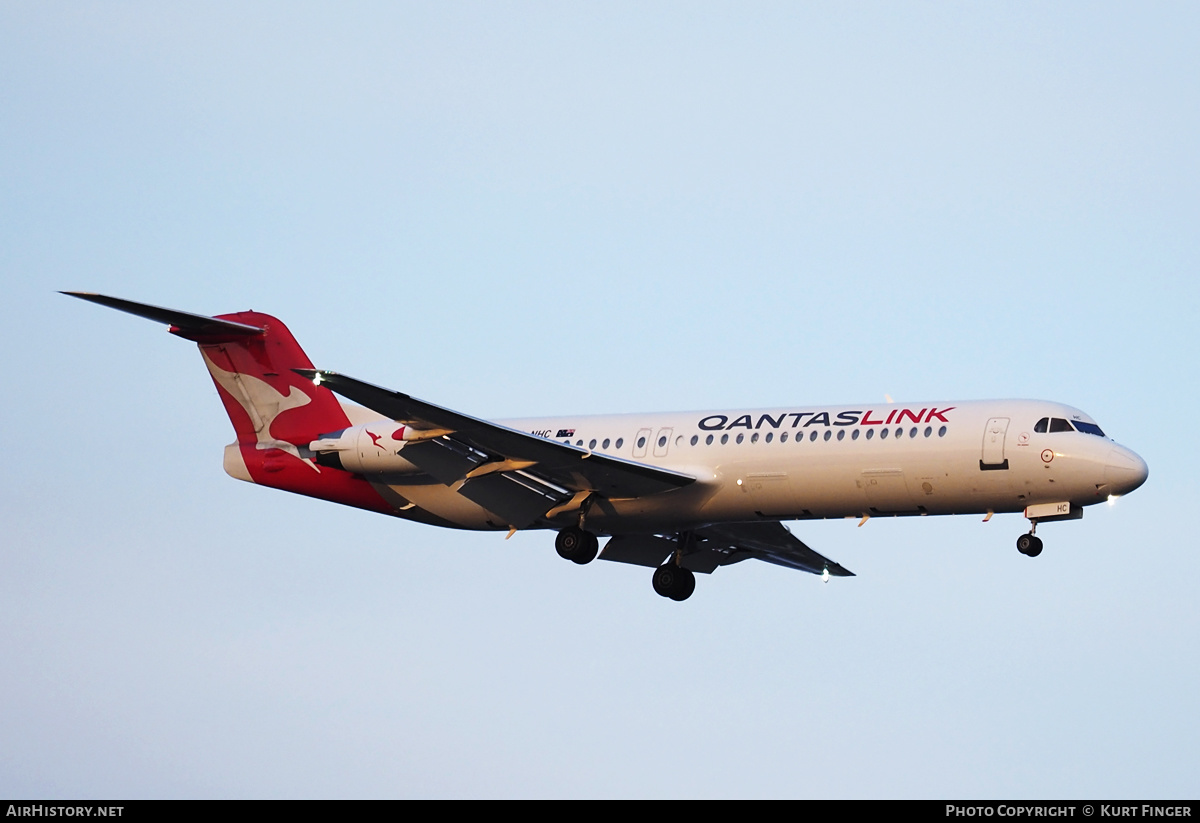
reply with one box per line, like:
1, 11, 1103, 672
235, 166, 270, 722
63, 292, 394, 515
194, 310, 352, 448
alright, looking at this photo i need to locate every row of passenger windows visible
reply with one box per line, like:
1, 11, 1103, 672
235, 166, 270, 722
688, 425, 947, 446
566, 437, 626, 450
566, 426, 949, 451
1034, 417, 1106, 437
560, 416, 1103, 452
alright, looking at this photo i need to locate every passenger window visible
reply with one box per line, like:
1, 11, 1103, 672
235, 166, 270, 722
589, 439, 597, 449
809, 431, 818, 442
866, 429, 874, 440
636, 436, 646, 448
852, 429, 860, 440
736, 433, 744, 444
938, 426, 947, 437
881, 428, 889, 439
765, 432, 773, 443
837, 430, 845, 441
780, 432, 788, 443
721, 434, 729, 445
602, 438, 610, 449
924, 426, 932, 437
615, 438, 624, 449
751, 433, 759, 443
823, 430, 831, 441
690, 435, 698, 446
706, 434, 714, 445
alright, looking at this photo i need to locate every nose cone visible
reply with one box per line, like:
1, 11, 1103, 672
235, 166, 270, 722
1106, 445, 1149, 496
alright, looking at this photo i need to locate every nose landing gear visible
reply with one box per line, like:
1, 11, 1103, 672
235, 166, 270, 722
1016, 533, 1043, 557
1017, 519, 1043, 557
1015, 503, 1081, 558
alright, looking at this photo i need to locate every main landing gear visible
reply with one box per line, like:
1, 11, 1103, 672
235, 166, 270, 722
555, 527, 598, 565
652, 563, 696, 602
554, 527, 698, 601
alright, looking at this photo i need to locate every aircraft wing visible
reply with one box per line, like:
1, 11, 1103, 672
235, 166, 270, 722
296, 369, 696, 528
598, 521, 853, 577
695, 521, 855, 577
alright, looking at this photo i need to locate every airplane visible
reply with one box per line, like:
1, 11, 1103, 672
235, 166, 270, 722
64, 292, 1149, 601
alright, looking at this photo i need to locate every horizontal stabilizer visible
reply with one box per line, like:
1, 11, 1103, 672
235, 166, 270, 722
62, 292, 264, 342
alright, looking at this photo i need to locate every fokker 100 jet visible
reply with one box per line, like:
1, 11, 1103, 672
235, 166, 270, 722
65, 292, 1149, 601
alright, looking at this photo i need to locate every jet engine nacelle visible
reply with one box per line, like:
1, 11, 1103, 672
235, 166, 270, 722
309, 423, 426, 475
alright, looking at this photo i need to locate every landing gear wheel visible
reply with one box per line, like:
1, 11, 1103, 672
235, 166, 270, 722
555, 527, 598, 564
1016, 534, 1044, 557
652, 564, 696, 601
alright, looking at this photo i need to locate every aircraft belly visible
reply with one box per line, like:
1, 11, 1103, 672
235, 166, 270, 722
857, 468, 920, 514
790, 464, 861, 517
589, 483, 719, 531
741, 471, 798, 517
383, 481, 497, 530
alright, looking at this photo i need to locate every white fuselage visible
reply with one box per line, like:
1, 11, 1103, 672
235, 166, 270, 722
339, 399, 1148, 534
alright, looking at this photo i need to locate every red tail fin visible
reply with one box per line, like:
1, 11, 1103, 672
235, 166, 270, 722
192, 310, 352, 447
192, 312, 391, 513
65, 293, 394, 515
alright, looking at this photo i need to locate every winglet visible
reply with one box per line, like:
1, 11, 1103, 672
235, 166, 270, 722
61, 291, 264, 343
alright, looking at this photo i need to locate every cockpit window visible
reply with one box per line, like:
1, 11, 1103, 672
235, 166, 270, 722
1036, 416, 1106, 437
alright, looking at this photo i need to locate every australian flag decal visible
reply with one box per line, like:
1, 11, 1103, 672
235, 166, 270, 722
556, 428, 575, 438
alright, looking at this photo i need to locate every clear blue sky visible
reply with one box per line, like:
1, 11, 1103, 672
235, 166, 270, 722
2, 2, 1197, 798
